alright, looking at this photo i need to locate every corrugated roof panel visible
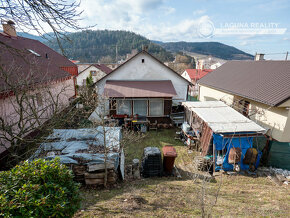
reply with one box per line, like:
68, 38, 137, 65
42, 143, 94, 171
182, 101, 266, 133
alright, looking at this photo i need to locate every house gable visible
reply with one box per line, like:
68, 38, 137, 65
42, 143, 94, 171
96, 51, 190, 103
76, 65, 106, 85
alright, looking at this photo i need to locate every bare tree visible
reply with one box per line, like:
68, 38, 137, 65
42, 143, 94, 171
86, 93, 145, 187
179, 148, 223, 217
0, 62, 75, 168
0, 0, 88, 51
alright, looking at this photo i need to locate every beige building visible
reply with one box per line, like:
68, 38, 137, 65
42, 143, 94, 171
198, 59, 290, 170
76, 64, 112, 86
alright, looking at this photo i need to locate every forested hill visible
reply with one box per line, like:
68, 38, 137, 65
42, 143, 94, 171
20, 30, 254, 62
154, 41, 253, 60
45, 30, 174, 63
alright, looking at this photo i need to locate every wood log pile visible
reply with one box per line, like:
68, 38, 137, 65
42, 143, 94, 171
72, 163, 118, 185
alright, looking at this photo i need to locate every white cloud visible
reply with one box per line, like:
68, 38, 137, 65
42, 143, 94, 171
78, 0, 211, 41
163, 6, 176, 15
193, 9, 206, 16
240, 41, 249, 46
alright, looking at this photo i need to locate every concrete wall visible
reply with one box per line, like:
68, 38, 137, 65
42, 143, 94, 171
76, 66, 106, 86
199, 85, 290, 142
0, 78, 75, 153
96, 52, 189, 105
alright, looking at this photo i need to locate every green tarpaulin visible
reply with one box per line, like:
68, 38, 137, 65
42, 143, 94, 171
268, 141, 290, 170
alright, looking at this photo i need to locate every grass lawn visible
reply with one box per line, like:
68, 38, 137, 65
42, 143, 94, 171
74, 129, 290, 217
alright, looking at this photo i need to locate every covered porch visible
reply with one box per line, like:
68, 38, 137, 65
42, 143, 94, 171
104, 80, 177, 128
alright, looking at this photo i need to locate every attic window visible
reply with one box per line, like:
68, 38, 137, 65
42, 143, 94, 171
27, 49, 41, 57
142, 58, 145, 63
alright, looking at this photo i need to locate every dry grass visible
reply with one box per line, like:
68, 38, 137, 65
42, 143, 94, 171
74, 129, 290, 217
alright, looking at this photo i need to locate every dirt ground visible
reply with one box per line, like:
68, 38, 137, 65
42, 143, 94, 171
74, 129, 290, 217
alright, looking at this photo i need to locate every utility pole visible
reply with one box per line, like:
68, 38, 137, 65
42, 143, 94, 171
115, 45, 118, 63
111, 45, 120, 63
286, 51, 288, 60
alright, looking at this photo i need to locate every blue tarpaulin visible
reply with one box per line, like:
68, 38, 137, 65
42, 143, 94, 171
213, 133, 262, 171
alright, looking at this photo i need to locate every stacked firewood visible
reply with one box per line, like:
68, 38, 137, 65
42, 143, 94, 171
72, 163, 118, 185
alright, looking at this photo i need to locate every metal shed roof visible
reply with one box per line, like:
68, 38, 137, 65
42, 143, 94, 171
182, 101, 266, 133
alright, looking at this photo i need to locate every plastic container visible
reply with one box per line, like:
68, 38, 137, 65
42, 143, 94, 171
162, 146, 177, 174
141, 147, 162, 177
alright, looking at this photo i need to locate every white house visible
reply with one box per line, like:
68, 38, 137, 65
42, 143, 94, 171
91, 50, 191, 124
76, 64, 112, 86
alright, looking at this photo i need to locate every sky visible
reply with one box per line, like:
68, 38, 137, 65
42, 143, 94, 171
76, 0, 290, 60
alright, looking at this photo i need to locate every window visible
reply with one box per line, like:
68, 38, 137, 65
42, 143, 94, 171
27, 49, 41, 57
133, 100, 147, 116
83, 79, 86, 86
90, 70, 97, 76
117, 100, 132, 115
142, 58, 145, 63
149, 99, 164, 116
242, 100, 250, 116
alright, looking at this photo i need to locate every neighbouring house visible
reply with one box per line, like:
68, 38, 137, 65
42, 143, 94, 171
0, 21, 76, 157
198, 58, 290, 170
196, 57, 226, 70
90, 50, 191, 124
182, 69, 213, 99
76, 64, 112, 86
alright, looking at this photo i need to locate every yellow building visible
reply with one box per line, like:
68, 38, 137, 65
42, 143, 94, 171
198, 59, 290, 170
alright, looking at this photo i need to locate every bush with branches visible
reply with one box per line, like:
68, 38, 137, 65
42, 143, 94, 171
0, 158, 81, 217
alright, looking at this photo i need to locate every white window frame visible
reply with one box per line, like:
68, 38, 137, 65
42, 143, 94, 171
116, 99, 132, 115
133, 99, 148, 116
149, 98, 164, 117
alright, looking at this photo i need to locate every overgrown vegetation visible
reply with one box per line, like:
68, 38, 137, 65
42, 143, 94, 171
75, 129, 290, 217
0, 158, 81, 217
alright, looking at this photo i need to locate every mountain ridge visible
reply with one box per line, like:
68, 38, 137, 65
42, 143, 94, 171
18, 30, 254, 62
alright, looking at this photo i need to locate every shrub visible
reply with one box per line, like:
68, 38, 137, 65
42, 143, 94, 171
0, 158, 81, 217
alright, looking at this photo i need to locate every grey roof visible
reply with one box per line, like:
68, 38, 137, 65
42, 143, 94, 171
198, 60, 290, 106
182, 101, 266, 133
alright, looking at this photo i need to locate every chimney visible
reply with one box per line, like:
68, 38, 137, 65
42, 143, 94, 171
254, 53, 265, 61
142, 45, 148, 52
2, 20, 17, 37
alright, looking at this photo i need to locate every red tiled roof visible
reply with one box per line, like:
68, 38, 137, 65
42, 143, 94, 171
199, 61, 290, 106
185, 69, 213, 80
104, 80, 177, 98
0, 33, 76, 92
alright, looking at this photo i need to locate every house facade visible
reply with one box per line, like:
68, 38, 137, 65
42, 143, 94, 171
92, 50, 190, 123
198, 60, 290, 170
0, 21, 75, 157
76, 64, 112, 86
